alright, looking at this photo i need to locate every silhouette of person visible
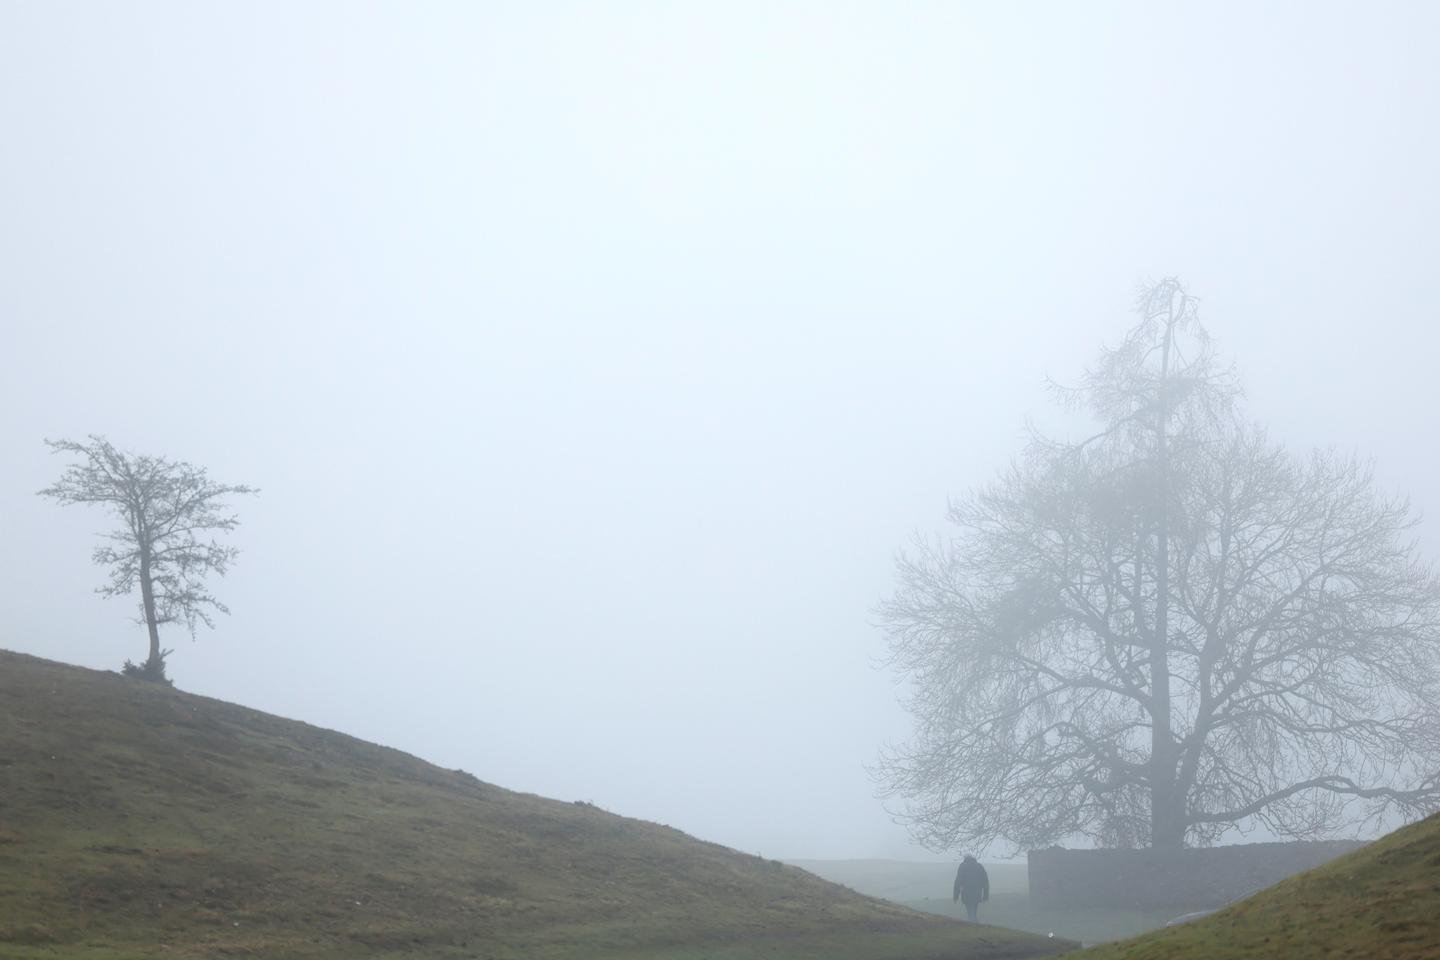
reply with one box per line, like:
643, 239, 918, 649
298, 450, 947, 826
953, 854, 989, 922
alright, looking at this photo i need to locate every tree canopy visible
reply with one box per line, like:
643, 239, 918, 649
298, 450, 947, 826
876, 280, 1440, 851
40, 435, 256, 681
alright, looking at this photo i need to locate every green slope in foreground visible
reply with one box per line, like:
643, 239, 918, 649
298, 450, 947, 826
1082, 811, 1440, 960
0, 651, 1072, 960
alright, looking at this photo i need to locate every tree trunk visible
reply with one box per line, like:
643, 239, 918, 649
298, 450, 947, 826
138, 546, 161, 667
1149, 529, 1182, 847
1149, 309, 1182, 850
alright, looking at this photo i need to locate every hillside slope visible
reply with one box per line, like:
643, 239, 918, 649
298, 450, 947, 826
0, 651, 1071, 960
1081, 811, 1440, 960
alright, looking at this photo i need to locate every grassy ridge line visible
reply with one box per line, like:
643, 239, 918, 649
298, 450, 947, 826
1079, 811, 1440, 960
0, 650, 1072, 959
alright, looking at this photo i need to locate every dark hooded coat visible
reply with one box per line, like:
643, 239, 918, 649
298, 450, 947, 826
953, 856, 989, 905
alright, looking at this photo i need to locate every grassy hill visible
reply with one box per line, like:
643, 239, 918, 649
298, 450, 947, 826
1080, 811, 1440, 960
0, 651, 1073, 960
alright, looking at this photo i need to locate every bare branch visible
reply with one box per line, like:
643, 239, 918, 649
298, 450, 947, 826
875, 282, 1440, 853
39, 436, 257, 672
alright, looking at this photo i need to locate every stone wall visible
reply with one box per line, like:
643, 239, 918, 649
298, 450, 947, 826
1026, 840, 1367, 909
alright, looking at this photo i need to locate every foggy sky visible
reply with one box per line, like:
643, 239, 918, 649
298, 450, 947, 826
3, 2, 1438, 860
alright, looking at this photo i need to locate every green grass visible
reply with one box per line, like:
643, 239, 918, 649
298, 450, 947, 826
0, 651, 1074, 959
1079, 811, 1440, 959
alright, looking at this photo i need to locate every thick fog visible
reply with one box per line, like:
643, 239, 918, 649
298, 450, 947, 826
3, 3, 1437, 859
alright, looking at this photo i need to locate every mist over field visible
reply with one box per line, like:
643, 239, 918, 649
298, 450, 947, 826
3, 2, 1438, 864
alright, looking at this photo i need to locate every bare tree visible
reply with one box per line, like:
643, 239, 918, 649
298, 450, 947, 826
39, 436, 257, 681
876, 280, 1440, 852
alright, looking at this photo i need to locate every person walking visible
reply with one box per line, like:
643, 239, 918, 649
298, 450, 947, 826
953, 855, 989, 923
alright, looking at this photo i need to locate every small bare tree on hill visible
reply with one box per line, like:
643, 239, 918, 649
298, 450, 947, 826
875, 279, 1440, 852
40, 436, 256, 683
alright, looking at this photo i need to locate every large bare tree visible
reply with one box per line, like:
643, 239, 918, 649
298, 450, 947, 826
876, 280, 1440, 851
40, 436, 256, 681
